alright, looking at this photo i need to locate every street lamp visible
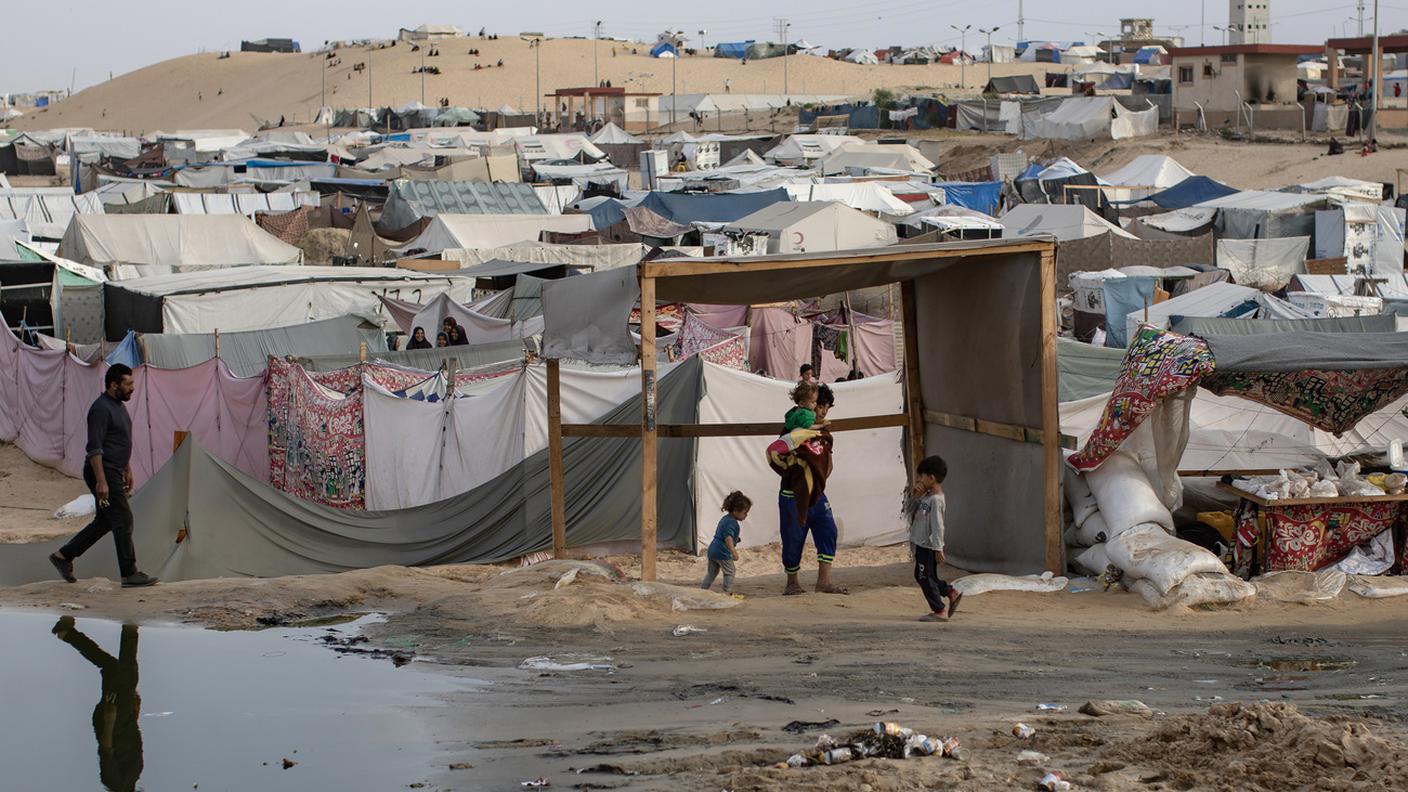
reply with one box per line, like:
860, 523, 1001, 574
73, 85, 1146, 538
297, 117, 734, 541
520, 34, 543, 126
979, 27, 1000, 85
950, 24, 971, 88
593, 21, 603, 86
670, 30, 684, 126
699, 29, 707, 52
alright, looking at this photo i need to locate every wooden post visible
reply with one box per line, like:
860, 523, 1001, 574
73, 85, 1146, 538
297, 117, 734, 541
213, 328, 221, 359
547, 358, 567, 559
1039, 245, 1063, 574
359, 341, 367, 362
639, 272, 658, 581
900, 280, 925, 476
173, 430, 188, 451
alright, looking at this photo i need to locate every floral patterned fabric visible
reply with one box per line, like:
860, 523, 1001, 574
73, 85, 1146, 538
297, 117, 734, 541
267, 357, 366, 509
697, 334, 747, 370
1263, 501, 1405, 572
1067, 325, 1216, 472
1201, 367, 1408, 436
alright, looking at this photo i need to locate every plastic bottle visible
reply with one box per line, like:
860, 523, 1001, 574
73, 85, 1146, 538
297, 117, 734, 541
874, 722, 914, 739
1040, 771, 1072, 791
941, 736, 961, 758
1391, 438, 1406, 472
905, 734, 940, 756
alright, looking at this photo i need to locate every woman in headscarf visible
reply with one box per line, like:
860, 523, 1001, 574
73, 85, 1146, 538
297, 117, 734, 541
441, 316, 457, 340
449, 325, 469, 346
435, 332, 450, 348
406, 326, 432, 350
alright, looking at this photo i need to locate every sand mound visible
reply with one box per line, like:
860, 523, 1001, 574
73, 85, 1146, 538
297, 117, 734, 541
477, 560, 739, 629
1100, 703, 1408, 791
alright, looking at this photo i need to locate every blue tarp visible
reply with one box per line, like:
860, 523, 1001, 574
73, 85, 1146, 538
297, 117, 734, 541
1099, 72, 1135, 90
932, 181, 1003, 216
1017, 162, 1043, 181
578, 197, 631, 229
1144, 176, 1239, 210
105, 330, 143, 369
713, 41, 754, 59
1133, 47, 1162, 65
1102, 276, 1157, 348
638, 189, 790, 225
650, 42, 678, 58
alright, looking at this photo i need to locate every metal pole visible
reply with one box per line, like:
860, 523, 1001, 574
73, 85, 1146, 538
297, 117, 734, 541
594, 21, 601, 86
367, 43, 372, 111
671, 53, 677, 126
1371, 0, 1380, 141
535, 41, 542, 126
420, 47, 425, 104
1018, 0, 1024, 45
1201, 0, 1206, 46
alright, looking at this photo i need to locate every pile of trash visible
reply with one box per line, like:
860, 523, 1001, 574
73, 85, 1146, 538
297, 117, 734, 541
1232, 461, 1405, 501
777, 722, 964, 769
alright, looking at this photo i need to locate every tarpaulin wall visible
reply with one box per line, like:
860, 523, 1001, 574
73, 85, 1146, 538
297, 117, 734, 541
915, 253, 1049, 574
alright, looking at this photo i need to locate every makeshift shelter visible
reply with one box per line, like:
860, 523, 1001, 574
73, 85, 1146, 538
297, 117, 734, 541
816, 143, 935, 176
984, 75, 1041, 95
392, 214, 595, 255
636, 189, 790, 226
1138, 175, 1238, 210
102, 266, 473, 338
1144, 190, 1327, 240
1000, 204, 1137, 241
781, 183, 914, 215
1021, 97, 1159, 140
539, 238, 1063, 579
378, 179, 547, 233
442, 240, 643, 270
1098, 155, 1196, 203
726, 202, 898, 254
58, 215, 303, 273
0, 188, 104, 239
763, 135, 864, 166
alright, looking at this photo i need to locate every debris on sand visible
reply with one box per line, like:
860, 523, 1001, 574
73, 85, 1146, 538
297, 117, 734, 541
1079, 699, 1153, 718
1099, 702, 1408, 791
777, 723, 965, 768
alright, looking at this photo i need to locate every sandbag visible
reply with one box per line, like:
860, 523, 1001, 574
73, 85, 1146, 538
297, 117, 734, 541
1075, 511, 1110, 546
1073, 543, 1110, 577
1084, 450, 1174, 539
1064, 462, 1099, 527
1347, 575, 1408, 599
1253, 570, 1346, 604
951, 571, 1069, 595
1130, 572, 1255, 610
1105, 524, 1226, 596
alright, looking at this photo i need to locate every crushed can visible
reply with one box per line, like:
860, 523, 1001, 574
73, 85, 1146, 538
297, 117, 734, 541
821, 747, 853, 765
1012, 722, 1036, 739
941, 736, 961, 758
905, 734, 940, 756
1040, 771, 1071, 791
785, 753, 810, 768
874, 722, 914, 739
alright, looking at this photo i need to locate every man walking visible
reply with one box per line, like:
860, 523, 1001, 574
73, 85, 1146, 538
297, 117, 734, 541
49, 364, 158, 587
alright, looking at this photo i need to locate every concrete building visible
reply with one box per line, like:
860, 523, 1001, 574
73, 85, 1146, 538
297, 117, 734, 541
1229, 1, 1270, 46
1121, 19, 1155, 40
1168, 44, 1320, 127
547, 87, 662, 133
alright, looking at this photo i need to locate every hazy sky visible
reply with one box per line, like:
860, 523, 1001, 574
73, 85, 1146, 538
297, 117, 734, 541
3, 0, 1403, 93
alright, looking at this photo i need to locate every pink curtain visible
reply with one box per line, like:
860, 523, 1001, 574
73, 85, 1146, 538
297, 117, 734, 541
687, 303, 749, 330
748, 307, 813, 380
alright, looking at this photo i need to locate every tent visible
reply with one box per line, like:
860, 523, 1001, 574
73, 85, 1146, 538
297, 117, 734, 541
1098, 155, 1196, 203
650, 42, 678, 58
102, 266, 474, 337
714, 41, 754, 59
763, 134, 864, 165
378, 179, 547, 232
781, 182, 914, 215
589, 122, 643, 145
726, 202, 899, 253
442, 240, 644, 271
1138, 175, 1239, 210
1133, 45, 1167, 65
0, 188, 105, 239
637, 188, 790, 226
817, 143, 935, 175
1120, 281, 1260, 343
58, 215, 303, 272
844, 49, 879, 65
1021, 96, 1158, 140
984, 75, 1041, 94
999, 204, 1137, 241
392, 213, 595, 255
516, 134, 607, 164
1144, 190, 1327, 239
1289, 176, 1384, 203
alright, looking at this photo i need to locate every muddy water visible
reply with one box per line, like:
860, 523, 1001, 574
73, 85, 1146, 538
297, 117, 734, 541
0, 611, 470, 791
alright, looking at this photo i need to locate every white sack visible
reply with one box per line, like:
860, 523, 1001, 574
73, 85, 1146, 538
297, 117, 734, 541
1253, 569, 1346, 603
1075, 511, 1110, 546
1105, 524, 1226, 596
1073, 543, 1110, 576
53, 493, 96, 519
1083, 451, 1174, 538
1064, 462, 1099, 527
1347, 575, 1408, 599
951, 571, 1068, 595
1129, 571, 1254, 610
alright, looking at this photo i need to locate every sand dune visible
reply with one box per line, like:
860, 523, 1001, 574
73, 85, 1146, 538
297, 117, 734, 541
11, 36, 1063, 134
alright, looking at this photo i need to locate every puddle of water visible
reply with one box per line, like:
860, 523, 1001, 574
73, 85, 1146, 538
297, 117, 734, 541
0, 610, 468, 791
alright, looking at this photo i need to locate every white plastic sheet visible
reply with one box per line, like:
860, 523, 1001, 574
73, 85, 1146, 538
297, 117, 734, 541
1216, 236, 1309, 291
692, 361, 907, 552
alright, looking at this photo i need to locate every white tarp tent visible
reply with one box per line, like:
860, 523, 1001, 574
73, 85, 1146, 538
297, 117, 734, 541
781, 182, 914, 215
764, 134, 864, 165
727, 201, 898, 253
1098, 155, 1196, 203
58, 214, 303, 270
1290, 176, 1384, 203
171, 191, 319, 215
817, 143, 936, 175
1216, 236, 1311, 291
1000, 204, 1137, 240
1021, 97, 1158, 140
589, 122, 643, 145
516, 134, 607, 163
0, 188, 105, 239
1122, 281, 1260, 342
441, 240, 645, 270
393, 213, 595, 255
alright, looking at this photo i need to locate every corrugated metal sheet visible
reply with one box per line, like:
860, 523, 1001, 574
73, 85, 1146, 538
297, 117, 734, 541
379, 179, 545, 232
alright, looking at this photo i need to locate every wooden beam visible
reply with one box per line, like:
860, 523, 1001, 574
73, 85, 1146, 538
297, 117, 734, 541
173, 431, 189, 452
1039, 245, 1063, 575
900, 280, 925, 476
639, 272, 658, 582
547, 358, 567, 560
924, 409, 1047, 445
560, 414, 909, 439
641, 240, 1056, 280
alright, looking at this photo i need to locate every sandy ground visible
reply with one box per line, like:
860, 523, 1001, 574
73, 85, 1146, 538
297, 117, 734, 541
10, 37, 1082, 134
0, 443, 88, 543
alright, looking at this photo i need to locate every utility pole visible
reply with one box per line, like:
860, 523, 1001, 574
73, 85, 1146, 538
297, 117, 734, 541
1018, 0, 1025, 46
671, 43, 678, 126
951, 24, 971, 88
593, 21, 603, 86
367, 42, 373, 111
980, 27, 1000, 86
1370, 0, 1380, 140
420, 45, 425, 104
321, 55, 329, 142
1201, 0, 1206, 46
521, 35, 544, 126
774, 18, 791, 96
1359, 0, 1366, 36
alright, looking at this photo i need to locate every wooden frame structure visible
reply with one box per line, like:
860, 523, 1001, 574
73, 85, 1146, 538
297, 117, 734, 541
546, 239, 1062, 580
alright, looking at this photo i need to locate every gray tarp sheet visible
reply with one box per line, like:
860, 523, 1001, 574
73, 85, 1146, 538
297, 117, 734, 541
1172, 314, 1397, 337
0, 357, 702, 585
543, 268, 639, 365
141, 315, 388, 377
1057, 337, 1126, 402
1204, 332, 1408, 373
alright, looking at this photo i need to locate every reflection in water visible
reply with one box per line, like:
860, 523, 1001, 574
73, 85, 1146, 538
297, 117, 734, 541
52, 617, 143, 792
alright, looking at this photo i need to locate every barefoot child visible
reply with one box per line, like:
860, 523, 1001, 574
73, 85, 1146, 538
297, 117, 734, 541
908, 455, 961, 622
701, 491, 751, 594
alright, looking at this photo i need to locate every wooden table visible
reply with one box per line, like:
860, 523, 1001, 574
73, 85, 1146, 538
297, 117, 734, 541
1217, 483, 1408, 574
